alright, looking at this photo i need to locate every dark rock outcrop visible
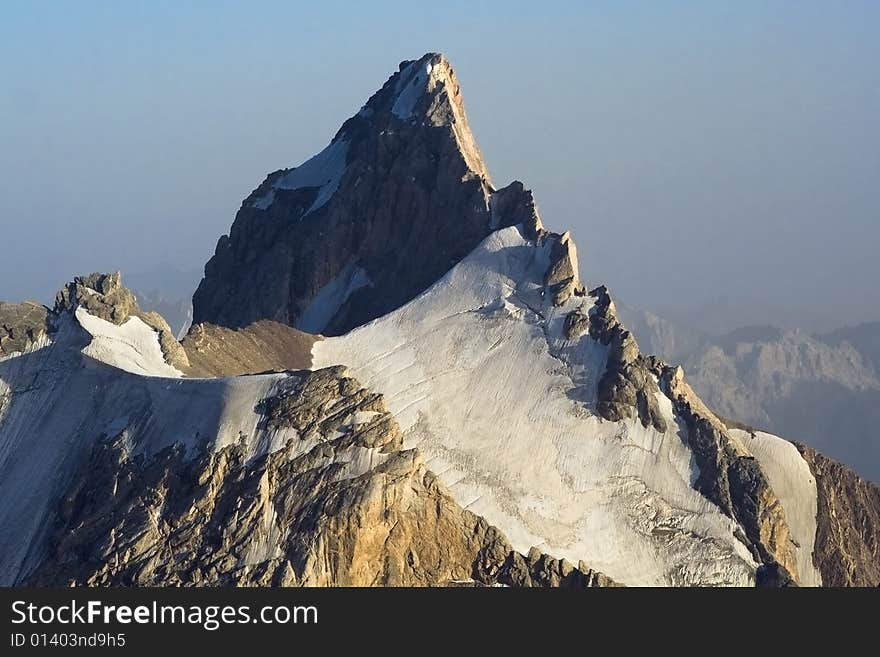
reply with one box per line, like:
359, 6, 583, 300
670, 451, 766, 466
795, 443, 880, 586
477, 546, 616, 588
0, 301, 52, 357
192, 53, 548, 336
588, 286, 666, 432
660, 365, 798, 583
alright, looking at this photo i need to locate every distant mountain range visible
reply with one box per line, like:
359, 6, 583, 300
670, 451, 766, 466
618, 305, 880, 482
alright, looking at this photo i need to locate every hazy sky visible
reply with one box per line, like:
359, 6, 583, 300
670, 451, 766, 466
1, 1, 878, 333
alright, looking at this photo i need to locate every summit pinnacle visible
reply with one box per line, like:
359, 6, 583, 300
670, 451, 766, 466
192, 53, 543, 335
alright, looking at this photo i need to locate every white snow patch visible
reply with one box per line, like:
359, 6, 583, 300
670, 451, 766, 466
488, 193, 500, 229
296, 266, 372, 335
392, 61, 433, 119
730, 428, 822, 586
176, 303, 194, 341
76, 307, 183, 378
251, 138, 349, 215
313, 226, 759, 586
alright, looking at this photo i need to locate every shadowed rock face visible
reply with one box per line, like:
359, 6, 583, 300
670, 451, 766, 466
587, 285, 666, 433
0, 301, 51, 357
795, 443, 880, 587
28, 367, 614, 588
192, 53, 543, 336
658, 366, 798, 582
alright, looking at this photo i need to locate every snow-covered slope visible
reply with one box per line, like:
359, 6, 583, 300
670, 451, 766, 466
312, 226, 781, 586
0, 308, 386, 584
729, 428, 821, 586
76, 307, 184, 377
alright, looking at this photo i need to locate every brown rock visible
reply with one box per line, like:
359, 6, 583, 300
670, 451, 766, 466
0, 301, 51, 357
181, 320, 317, 377
795, 443, 880, 586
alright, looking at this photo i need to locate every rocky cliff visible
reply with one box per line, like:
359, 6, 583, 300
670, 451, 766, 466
192, 53, 544, 335
795, 443, 880, 586
0, 301, 52, 358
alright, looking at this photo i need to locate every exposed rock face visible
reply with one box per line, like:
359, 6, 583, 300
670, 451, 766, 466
55, 273, 140, 323
181, 321, 317, 377
659, 365, 798, 582
0, 301, 52, 357
192, 53, 547, 336
480, 547, 616, 588
587, 286, 666, 432
56, 272, 189, 370
544, 231, 583, 306
795, 443, 880, 586
29, 367, 613, 588
620, 312, 880, 483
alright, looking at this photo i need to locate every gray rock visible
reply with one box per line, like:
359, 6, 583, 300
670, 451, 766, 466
588, 285, 666, 432
0, 301, 51, 357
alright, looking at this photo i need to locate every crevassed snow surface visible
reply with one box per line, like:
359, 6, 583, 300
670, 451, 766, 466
76, 307, 183, 378
730, 428, 821, 586
296, 266, 371, 334
312, 226, 759, 586
251, 138, 349, 215
0, 313, 389, 584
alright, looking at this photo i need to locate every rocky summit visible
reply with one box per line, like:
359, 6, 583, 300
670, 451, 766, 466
1, 53, 879, 588
192, 53, 547, 335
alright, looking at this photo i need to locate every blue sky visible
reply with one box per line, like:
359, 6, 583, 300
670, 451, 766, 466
1, 1, 878, 331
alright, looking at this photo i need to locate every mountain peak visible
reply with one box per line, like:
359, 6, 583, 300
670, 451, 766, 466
53, 271, 189, 371
333, 52, 488, 181
193, 53, 545, 335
